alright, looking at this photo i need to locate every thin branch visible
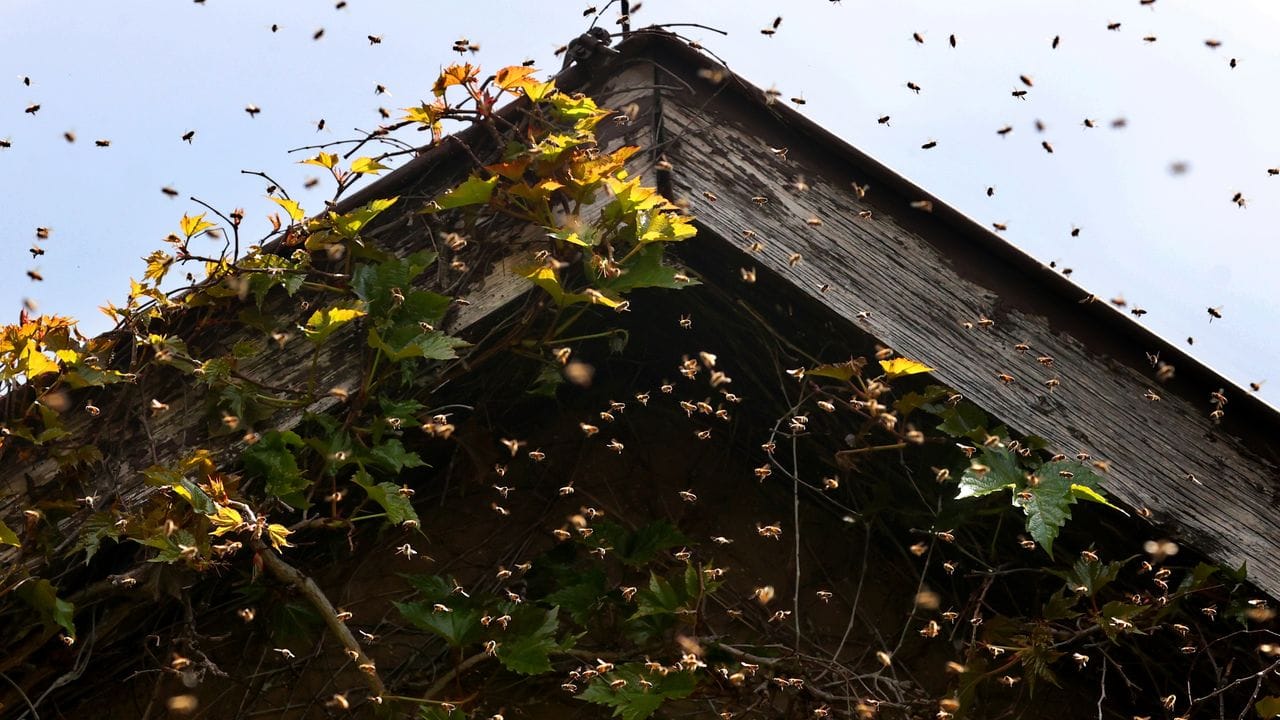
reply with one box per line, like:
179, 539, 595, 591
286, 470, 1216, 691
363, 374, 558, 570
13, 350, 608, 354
251, 538, 387, 699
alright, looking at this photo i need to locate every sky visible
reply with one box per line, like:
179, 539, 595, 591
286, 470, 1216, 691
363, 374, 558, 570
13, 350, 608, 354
2, 0, 1276, 402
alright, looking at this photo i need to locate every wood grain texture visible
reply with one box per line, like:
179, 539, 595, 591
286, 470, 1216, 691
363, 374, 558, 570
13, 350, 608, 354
657, 72, 1280, 596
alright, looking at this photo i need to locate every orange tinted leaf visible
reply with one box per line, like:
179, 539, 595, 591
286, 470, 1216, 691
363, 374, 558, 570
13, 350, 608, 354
433, 63, 479, 97
495, 65, 539, 90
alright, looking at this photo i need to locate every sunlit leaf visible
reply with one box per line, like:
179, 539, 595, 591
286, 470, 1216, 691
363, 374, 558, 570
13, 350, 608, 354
426, 175, 498, 212
577, 666, 696, 720
495, 65, 539, 91
352, 469, 418, 525
432, 63, 478, 97
350, 156, 390, 175
301, 151, 339, 169
179, 213, 215, 238
880, 357, 935, 379
266, 523, 293, 550
302, 302, 366, 345
270, 196, 305, 222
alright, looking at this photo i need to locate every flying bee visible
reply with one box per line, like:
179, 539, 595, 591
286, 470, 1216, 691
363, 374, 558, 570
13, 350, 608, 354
29, 245, 43, 257
1232, 192, 1247, 207
27, 269, 43, 282
852, 181, 869, 198
877, 115, 890, 125
912, 32, 924, 44
25, 103, 40, 114
245, 104, 261, 117
95, 139, 110, 147
906, 81, 921, 94
921, 140, 937, 149
987, 186, 994, 196
313, 28, 325, 40
161, 186, 179, 198
1011, 89, 1027, 99
996, 125, 1013, 136
1205, 38, 1222, 48
1207, 306, 1222, 321
911, 200, 934, 212
1107, 22, 1121, 30
949, 33, 957, 47
1144, 35, 1158, 43
757, 523, 782, 539
1042, 140, 1054, 153
992, 222, 1007, 232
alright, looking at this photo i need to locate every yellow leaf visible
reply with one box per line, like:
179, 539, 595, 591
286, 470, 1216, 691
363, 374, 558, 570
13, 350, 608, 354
270, 196, 305, 222
350, 156, 390, 175
179, 213, 214, 238
303, 303, 367, 344
301, 151, 339, 170
432, 63, 478, 97
495, 65, 539, 90
208, 505, 243, 537
521, 80, 557, 103
266, 523, 293, 550
879, 357, 935, 379
18, 339, 59, 378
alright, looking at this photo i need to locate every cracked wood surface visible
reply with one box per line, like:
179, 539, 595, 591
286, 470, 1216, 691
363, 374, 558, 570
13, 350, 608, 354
657, 66, 1280, 597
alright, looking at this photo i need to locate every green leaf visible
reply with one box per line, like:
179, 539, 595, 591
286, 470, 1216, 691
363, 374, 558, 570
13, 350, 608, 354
269, 196, 305, 222
544, 570, 608, 626
936, 402, 988, 438
395, 601, 483, 648
16, 578, 76, 639
330, 196, 398, 238
351, 469, 418, 525
401, 574, 454, 601
577, 666, 696, 720
366, 439, 426, 474
350, 251, 438, 317
142, 465, 217, 514
302, 302, 366, 345
955, 447, 1021, 500
427, 175, 498, 212
1052, 559, 1124, 598
593, 519, 689, 568
242, 430, 308, 508
0, 519, 21, 546
368, 324, 470, 363
1019, 474, 1072, 557
496, 607, 562, 675
632, 571, 688, 620
600, 244, 697, 294
1256, 696, 1280, 719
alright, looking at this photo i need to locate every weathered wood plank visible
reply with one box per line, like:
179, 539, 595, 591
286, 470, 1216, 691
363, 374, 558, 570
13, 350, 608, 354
660, 79, 1280, 596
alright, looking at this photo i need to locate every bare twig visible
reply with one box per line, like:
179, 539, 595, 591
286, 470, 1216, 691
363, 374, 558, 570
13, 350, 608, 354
251, 539, 387, 699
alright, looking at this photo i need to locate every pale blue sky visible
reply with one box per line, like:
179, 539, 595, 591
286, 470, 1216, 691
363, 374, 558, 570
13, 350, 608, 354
3, 0, 1276, 401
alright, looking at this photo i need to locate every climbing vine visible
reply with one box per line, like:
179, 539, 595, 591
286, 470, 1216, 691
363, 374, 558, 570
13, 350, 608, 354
0, 54, 1276, 720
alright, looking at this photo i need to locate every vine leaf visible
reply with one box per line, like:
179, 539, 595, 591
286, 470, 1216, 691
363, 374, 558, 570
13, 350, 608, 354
395, 601, 483, 648
496, 607, 563, 675
142, 465, 217, 514
302, 302, 366, 345
270, 196, 305, 222
16, 578, 76, 639
179, 212, 214, 238
577, 666, 696, 720
242, 430, 308, 508
301, 151, 339, 169
879, 357, 935, 379
350, 157, 390, 175
1255, 696, 1280, 719
0, 519, 19, 546
426, 175, 497, 211
1052, 558, 1124, 598
352, 469, 418, 525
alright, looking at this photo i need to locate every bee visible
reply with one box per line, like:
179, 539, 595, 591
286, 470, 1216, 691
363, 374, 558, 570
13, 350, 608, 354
29, 245, 43, 258
25, 103, 40, 114
1107, 22, 1121, 30
27, 269, 43, 282
877, 115, 891, 125
1042, 140, 1054, 153
1249, 380, 1265, 392
161, 186, 180, 198
375, 84, 388, 95
987, 186, 995, 196
790, 96, 806, 106
852, 181, 869, 198
921, 140, 937, 149
996, 125, 1013, 137
906, 81, 921, 94
911, 200, 934, 212
757, 523, 783, 539
1019, 74, 1034, 87
0, 139, 10, 149
992, 222, 1007, 232
920, 620, 940, 638
1232, 192, 1247, 207
1230, 57, 1237, 68
1269, 168, 1279, 176
752, 585, 776, 603
912, 32, 924, 44
949, 33, 957, 47
1207, 306, 1222, 321
606, 439, 624, 453
245, 104, 261, 117
95, 139, 111, 147
1144, 35, 1158, 43
1204, 39, 1222, 48
313, 28, 325, 40
1112, 117, 1129, 128
1011, 89, 1027, 99
740, 267, 756, 283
